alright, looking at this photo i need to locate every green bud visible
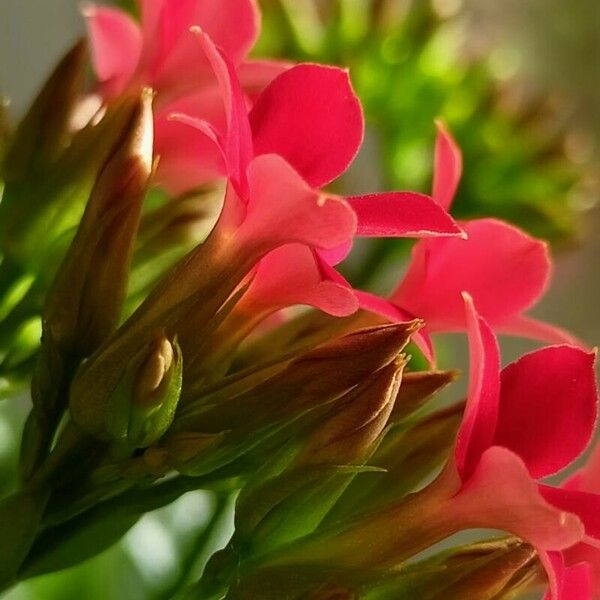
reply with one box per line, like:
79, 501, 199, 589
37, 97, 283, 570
99, 333, 183, 449
166, 324, 418, 479
43, 89, 153, 356
224, 361, 405, 561
223, 538, 536, 600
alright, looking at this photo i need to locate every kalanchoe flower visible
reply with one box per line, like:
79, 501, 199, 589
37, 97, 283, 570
357, 125, 581, 360
83, 0, 263, 102
162, 29, 464, 371
83, 0, 290, 194
265, 294, 598, 580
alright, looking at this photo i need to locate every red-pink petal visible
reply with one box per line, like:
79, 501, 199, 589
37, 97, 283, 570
540, 485, 600, 542
453, 447, 584, 551
250, 64, 364, 188
454, 293, 500, 480
139, 0, 259, 99
432, 120, 462, 210
346, 192, 464, 238
317, 240, 354, 266
393, 218, 551, 334
238, 59, 292, 101
83, 3, 142, 98
189, 28, 253, 194
498, 315, 586, 347
235, 154, 357, 252
241, 245, 359, 317
541, 551, 593, 600
494, 346, 598, 479
155, 89, 226, 194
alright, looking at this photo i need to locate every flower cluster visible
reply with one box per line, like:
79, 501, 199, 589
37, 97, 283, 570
0, 1, 598, 599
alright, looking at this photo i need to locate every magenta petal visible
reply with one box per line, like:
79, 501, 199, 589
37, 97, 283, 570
250, 64, 364, 188
190, 28, 253, 194
317, 240, 354, 266
499, 315, 587, 348
244, 245, 359, 317
454, 447, 584, 551
156, 87, 228, 193
82, 3, 142, 98
393, 218, 551, 333
347, 192, 464, 238
494, 346, 598, 479
432, 120, 462, 210
237, 155, 357, 252
541, 551, 592, 600
238, 59, 292, 101
140, 0, 259, 97
454, 293, 500, 480
540, 485, 600, 542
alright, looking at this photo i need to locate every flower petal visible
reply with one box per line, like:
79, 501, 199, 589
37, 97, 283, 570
82, 3, 142, 98
238, 59, 292, 101
139, 0, 259, 98
454, 447, 584, 551
540, 485, 600, 542
540, 551, 592, 600
236, 154, 357, 252
454, 293, 500, 480
250, 64, 364, 188
494, 346, 598, 478
432, 120, 462, 210
241, 245, 359, 317
498, 314, 586, 347
189, 28, 253, 194
347, 192, 464, 238
393, 218, 551, 334
155, 90, 226, 194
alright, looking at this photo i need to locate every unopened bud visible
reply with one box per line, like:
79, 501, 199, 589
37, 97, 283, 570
296, 359, 406, 466
178, 322, 420, 434
44, 89, 153, 356
73, 333, 182, 448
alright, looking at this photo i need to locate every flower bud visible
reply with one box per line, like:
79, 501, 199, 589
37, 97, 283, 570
230, 361, 406, 557
164, 324, 418, 479
43, 88, 153, 356
101, 333, 183, 449
20, 90, 155, 479
0, 82, 144, 271
296, 359, 406, 466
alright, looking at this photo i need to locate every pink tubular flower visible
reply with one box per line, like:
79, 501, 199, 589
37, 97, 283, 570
438, 294, 599, 600
166, 29, 464, 337
358, 124, 581, 357
83, 0, 290, 194
84, 0, 261, 102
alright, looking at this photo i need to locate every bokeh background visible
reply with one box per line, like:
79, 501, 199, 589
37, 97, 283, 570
0, 0, 598, 598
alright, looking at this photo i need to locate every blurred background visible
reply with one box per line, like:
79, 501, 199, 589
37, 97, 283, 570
0, 0, 598, 598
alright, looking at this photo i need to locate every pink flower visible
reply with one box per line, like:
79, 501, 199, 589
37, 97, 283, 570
83, 0, 290, 194
166, 29, 463, 337
358, 125, 581, 359
84, 0, 261, 102
439, 294, 598, 600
